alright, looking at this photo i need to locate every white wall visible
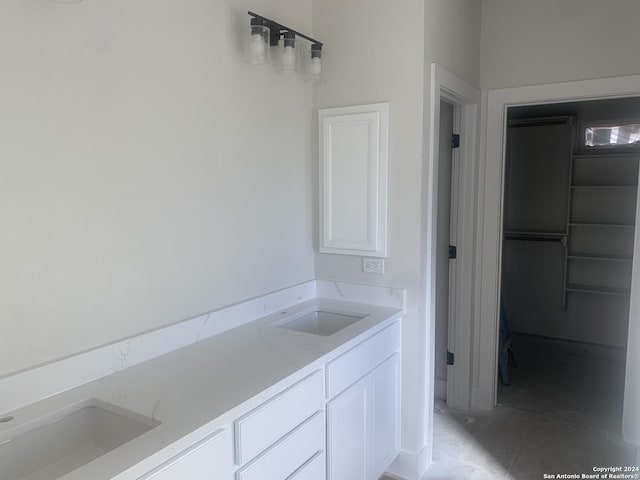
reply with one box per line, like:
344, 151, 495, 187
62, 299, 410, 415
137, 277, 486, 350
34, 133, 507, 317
480, 0, 640, 90
312, 0, 481, 469
0, 0, 315, 377
426, 0, 481, 88
312, 0, 426, 457
427, 0, 483, 396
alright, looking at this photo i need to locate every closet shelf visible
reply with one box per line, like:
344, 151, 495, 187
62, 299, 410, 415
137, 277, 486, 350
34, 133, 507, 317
569, 222, 635, 228
573, 152, 640, 159
570, 185, 638, 190
565, 284, 631, 297
567, 253, 633, 263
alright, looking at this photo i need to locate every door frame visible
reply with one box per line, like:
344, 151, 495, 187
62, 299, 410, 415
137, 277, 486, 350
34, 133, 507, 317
425, 63, 479, 434
476, 73, 640, 446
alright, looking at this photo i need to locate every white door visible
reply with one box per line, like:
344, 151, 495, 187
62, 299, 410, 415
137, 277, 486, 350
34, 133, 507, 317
435, 100, 459, 404
326, 378, 368, 480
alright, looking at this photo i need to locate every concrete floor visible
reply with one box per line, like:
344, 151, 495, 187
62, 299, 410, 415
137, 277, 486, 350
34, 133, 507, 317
390, 334, 639, 480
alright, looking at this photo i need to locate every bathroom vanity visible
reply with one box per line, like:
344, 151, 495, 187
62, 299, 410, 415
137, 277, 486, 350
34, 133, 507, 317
0, 281, 404, 480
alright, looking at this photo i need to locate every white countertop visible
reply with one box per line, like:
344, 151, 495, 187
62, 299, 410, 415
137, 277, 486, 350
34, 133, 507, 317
2, 296, 402, 480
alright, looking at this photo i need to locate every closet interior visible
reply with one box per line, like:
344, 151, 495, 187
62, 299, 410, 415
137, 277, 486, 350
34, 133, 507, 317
499, 97, 640, 433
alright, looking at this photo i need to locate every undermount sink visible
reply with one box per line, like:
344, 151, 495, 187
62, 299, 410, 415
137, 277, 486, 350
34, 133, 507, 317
273, 307, 366, 336
0, 399, 159, 480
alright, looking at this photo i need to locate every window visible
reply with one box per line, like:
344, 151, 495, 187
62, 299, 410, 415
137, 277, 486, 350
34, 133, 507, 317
585, 123, 640, 147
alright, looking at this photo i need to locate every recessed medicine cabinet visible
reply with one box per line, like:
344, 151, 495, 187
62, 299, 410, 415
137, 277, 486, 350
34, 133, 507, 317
318, 103, 389, 257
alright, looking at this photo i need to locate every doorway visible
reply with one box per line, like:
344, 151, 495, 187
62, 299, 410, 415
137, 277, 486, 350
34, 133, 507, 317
476, 73, 640, 446
421, 64, 479, 469
497, 98, 640, 434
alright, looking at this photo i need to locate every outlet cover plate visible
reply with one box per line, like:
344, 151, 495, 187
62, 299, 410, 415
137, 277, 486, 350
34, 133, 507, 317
362, 257, 385, 274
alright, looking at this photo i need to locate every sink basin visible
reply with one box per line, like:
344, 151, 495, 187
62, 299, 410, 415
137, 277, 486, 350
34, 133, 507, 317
0, 399, 159, 480
273, 307, 366, 336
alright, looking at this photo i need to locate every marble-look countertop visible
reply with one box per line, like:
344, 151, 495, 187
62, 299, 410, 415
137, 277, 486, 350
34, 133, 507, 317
2, 297, 402, 480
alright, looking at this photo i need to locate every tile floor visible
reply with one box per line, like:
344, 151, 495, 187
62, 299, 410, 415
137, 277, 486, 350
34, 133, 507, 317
388, 334, 639, 480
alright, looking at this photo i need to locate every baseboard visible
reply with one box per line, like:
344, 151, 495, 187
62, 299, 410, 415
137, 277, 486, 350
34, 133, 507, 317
385, 446, 430, 480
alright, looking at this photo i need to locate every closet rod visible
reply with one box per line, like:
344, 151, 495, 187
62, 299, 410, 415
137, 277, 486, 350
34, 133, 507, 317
503, 232, 566, 243
508, 116, 574, 128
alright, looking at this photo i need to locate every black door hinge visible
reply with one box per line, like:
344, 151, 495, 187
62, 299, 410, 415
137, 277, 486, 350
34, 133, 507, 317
451, 134, 460, 149
449, 245, 457, 259
447, 351, 455, 366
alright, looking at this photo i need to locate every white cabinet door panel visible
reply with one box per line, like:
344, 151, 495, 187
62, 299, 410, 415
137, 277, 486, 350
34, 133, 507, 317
327, 378, 368, 480
369, 354, 400, 478
319, 103, 389, 257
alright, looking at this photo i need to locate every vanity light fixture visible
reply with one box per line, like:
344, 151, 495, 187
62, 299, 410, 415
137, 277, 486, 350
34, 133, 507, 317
245, 11, 324, 82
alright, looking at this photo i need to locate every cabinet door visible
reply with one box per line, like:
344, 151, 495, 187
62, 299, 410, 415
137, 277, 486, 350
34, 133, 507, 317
319, 103, 389, 257
327, 378, 368, 480
369, 354, 400, 479
139, 428, 232, 480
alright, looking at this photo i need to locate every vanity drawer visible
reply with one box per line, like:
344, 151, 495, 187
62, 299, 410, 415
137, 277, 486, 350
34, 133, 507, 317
326, 321, 400, 398
235, 370, 324, 465
287, 451, 325, 480
236, 411, 325, 480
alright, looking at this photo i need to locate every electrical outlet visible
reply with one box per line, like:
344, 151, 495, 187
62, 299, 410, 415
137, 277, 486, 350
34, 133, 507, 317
362, 257, 384, 274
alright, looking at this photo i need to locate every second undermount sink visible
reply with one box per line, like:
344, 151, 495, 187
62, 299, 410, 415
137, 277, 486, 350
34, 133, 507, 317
0, 399, 160, 480
273, 307, 366, 336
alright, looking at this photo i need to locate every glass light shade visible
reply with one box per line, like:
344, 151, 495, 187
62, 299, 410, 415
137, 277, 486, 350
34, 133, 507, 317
303, 49, 324, 83
245, 25, 270, 65
277, 35, 301, 74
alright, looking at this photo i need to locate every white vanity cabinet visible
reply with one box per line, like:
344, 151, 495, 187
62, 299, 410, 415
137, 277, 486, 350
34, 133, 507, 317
127, 320, 401, 480
138, 428, 232, 480
326, 322, 401, 480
